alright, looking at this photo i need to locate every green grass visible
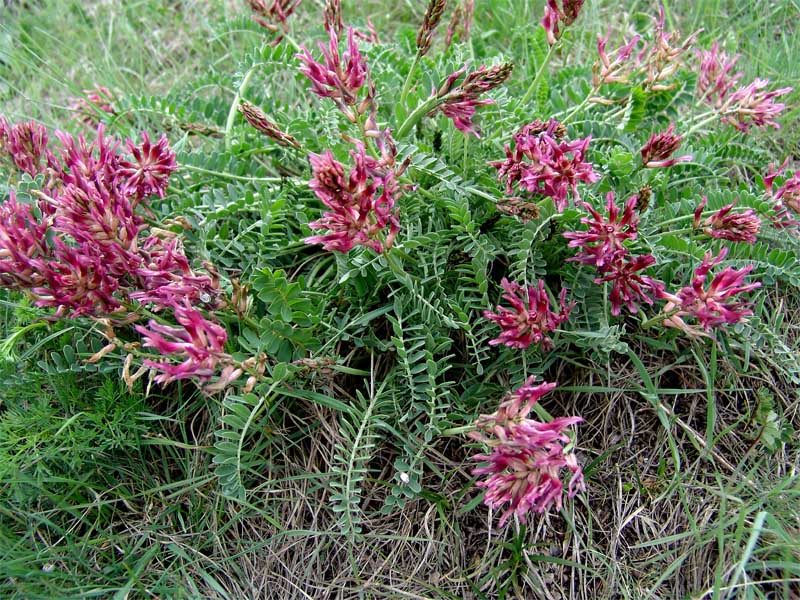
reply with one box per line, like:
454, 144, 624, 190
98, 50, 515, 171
1, 0, 800, 598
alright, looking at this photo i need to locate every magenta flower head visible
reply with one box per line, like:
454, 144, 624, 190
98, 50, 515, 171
118, 132, 178, 200
68, 86, 116, 126
0, 117, 53, 178
765, 158, 800, 216
696, 42, 742, 106
593, 30, 643, 87
694, 198, 760, 243
720, 79, 793, 132
470, 377, 585, 526
541, 0, 586, 46
564, 192, 640, 269
0, 191, 50, 289
640, 123, 692, 168
595, 254, 665, 316
661, 247, 761, 334
131, 234, 221, 308
33, 240, 124, 317
298, 27, 369, 118
642, 5, 700, 91
483, 278, 574, 351
247, 0, 301, 33
492, 121, 599, 212
135, 301, 229, 384
304, 143, 400, 254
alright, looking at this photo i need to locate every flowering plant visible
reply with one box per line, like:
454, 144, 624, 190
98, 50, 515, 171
1, 0, 797, 551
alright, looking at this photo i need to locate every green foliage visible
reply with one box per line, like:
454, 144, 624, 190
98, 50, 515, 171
2, 0, 800, 597
213, 390, 277, 501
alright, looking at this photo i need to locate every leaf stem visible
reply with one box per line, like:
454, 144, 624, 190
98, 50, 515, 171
225, 66, 258, 151
518, 40, 558, 108
397, 96, 443, 138
399, 55, 421, 110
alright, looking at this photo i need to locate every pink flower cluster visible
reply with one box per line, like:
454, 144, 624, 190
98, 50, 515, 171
136, 300, 228, 383
0, 117, 52, 178
765, 159, 800, 228
564, 193, 664, 316
593, 30, 642, 87
563, 192, 761, 328
642, 6, 699, 91
564, 192, 639, 269
470, 377, 585, 526
593, 7, 698, 91
541, 0, 586, 46
661, 248, 761, 335
693, 197, 761, 243
483, 278, 574, 351
696, 42, 792, 131
247, 0, 300, 42
304, 142, 401, 254
696, 42, 743, 107
719, 79, 793, 133
429, 63, 513, 138
490, 119, 598, 212
0, 121, 180, 315
640, 123, 692, 169
0, 118, 255, 392
297, 27, 369, 120
298, 9, 403, 254
68, 86, 116, 126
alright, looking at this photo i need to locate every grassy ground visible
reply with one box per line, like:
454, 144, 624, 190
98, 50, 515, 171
1, 1, 800, 598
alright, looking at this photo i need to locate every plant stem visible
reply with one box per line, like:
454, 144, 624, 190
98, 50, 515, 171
441, 424, 476, 436
281, 32, 302, 53
181, 163, 288, 184
225, 66, 258, 151
399, 54, 421, 110
684, 112, 721, 137
518, 41, 558, 108
397, 96, 443, 138
560, 88, 598, 125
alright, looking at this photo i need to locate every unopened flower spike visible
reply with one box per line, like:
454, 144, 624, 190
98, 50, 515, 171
445, 0, 474, 48
323, 0, 344, 35
416, 0, 447, 58
238, 100, 301, 148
